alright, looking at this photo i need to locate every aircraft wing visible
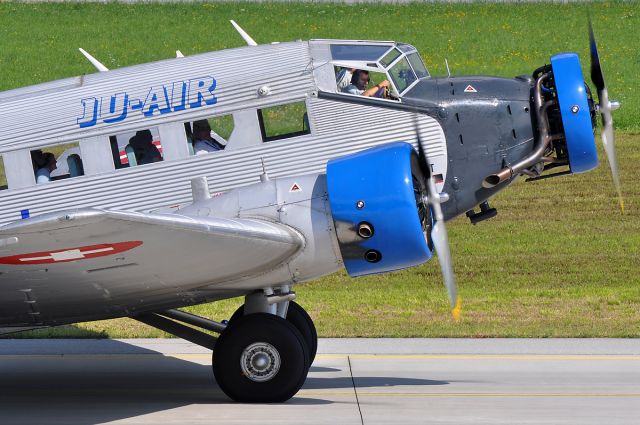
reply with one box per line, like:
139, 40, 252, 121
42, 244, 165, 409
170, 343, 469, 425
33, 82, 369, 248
0, 208, 303, 325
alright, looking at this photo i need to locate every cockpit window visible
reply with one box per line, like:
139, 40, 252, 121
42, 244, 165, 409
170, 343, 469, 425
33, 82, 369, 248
330, 44, 391, 61
380, 48, 402, 68
396, 43, 415, 54
389, 57, 417, 94
407, 53, 429, 79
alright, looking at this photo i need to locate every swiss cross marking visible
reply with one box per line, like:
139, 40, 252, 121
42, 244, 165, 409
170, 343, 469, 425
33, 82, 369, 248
0, 241, 143, 265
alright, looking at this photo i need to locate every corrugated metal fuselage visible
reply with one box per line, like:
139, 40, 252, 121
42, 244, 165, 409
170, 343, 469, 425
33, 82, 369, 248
0, 41, 453, 327
0, 40, 537, 328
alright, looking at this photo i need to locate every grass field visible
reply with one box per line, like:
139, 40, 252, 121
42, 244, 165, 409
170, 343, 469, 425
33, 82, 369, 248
1, 1, 639, 338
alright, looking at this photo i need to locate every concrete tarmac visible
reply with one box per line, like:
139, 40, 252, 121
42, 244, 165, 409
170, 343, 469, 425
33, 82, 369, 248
0, 338, 638, 425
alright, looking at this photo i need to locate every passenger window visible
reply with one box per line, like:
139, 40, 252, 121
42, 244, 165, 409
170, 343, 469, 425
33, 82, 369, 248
109, 128, 163, 168
258, 102, 310, 142
0, 156, 6, 190
30, 142, 84, 184
185, 115, 231, 156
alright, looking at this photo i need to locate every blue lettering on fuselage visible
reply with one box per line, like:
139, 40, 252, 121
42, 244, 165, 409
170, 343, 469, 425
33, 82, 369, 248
76, 76, 217, 128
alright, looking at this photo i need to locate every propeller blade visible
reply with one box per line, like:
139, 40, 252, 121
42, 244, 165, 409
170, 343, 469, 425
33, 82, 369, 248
588, 20, 624, 213
414, 123, 432, 180
600, 101, 624, 213
428, 179, 461, 321
588, 18, 605, 92
415, 121, 460, 320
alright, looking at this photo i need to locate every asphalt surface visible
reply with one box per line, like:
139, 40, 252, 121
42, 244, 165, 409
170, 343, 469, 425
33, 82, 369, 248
0, 339, 638, 425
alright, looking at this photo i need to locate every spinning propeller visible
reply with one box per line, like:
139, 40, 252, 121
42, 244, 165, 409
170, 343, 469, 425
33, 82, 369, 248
589, 19, 623, 213
415, 126, 461, 321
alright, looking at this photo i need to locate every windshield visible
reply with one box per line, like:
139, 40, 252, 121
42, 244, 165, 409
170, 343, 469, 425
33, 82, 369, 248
380, 48, 401, 68
389, 57, 417, 94
407, 53, 429, 79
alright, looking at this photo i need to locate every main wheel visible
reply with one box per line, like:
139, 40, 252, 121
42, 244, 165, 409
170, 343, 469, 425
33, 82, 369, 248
285, 302, 318, 365
229, 301, 318, 365
213, 313, 309, 403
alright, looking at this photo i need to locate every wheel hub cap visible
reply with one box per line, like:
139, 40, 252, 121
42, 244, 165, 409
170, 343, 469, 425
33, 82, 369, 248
240, 342, 281, 382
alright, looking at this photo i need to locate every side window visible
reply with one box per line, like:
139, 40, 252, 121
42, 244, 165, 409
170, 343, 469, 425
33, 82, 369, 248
109, 128, 163, 169
258, 101, 310, 142
0, 156, 6, 190
334, 67, 395, 99
30, 142, 84, 184
185, 115, 232, 156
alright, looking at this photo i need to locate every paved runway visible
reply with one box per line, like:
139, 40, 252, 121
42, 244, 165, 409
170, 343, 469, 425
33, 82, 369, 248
0, 339, 639, 425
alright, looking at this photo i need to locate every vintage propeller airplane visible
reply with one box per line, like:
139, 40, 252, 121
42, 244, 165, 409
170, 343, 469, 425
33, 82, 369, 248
0, 20, 620, 402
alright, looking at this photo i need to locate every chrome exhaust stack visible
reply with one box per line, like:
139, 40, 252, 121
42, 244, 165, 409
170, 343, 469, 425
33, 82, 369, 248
482, 72, 556, 189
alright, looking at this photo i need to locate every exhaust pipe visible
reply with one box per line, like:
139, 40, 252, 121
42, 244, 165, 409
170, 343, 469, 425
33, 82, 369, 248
483, 72, 555, 188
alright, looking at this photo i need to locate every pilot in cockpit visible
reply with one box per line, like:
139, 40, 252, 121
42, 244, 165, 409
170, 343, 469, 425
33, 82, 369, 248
336, 68, 390, 98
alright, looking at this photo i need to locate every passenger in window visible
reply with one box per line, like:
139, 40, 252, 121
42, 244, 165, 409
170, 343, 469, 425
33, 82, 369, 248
31, 150, 57, 183
336, 67, 356, 91
129, 130, 162, 165
192, 120, 225, 155
343, 70, 390, 98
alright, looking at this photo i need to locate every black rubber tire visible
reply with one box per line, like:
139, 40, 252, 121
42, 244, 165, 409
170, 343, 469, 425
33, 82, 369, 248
286, 302, 318, 365
229, 301, 318, 365
213, 313, 309, 403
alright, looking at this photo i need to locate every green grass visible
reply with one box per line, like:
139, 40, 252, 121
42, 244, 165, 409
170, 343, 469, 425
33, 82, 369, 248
0, 1, 638, 129
2, 2, 639, 338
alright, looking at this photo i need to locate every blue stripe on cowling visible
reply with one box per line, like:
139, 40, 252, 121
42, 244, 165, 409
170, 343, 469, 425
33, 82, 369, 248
551, 53, 598, 173
327, 142, 432, 277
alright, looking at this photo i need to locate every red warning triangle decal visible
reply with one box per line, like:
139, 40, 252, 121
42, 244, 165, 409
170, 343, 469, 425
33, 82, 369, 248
289, 182, 302, 192
464, 85, 477, 93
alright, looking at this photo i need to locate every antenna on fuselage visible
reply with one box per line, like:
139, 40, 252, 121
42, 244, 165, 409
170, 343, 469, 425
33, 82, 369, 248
230, 20, 258, 46
78, 48, 109, 72
444, 58, 451, 77
176, 50, 185, 58
259, 158, 270, 182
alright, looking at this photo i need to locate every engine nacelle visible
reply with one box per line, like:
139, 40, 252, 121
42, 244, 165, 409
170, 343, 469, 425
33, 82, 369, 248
326, 142, 432, 277
550, 53, 599, 173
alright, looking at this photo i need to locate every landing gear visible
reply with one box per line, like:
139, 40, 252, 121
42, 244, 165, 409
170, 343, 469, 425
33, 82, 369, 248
213, 313, 310, 402
229, 301, 318, 365
132, 289, 317, 403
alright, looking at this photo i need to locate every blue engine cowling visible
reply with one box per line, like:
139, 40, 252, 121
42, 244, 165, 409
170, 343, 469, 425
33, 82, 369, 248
550, 53, 598, 173
326, 142, 432, 277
